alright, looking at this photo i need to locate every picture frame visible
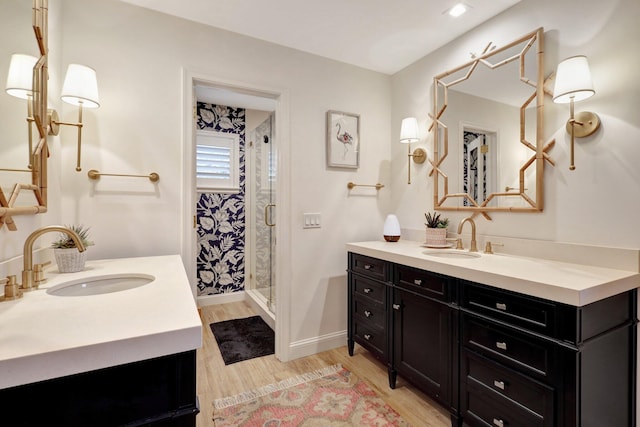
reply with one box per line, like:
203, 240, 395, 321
326, 110, 360, 169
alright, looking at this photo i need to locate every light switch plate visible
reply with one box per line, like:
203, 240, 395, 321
303, 213, 321, 229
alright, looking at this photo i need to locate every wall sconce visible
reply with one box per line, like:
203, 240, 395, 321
50, 64, 100, 172
5, 53, 38, 168
552, 55, 600, 171
399, 117, 426, 184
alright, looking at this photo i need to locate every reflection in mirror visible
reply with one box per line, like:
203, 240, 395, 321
430, 27, 554, 215
0, 0, 48, 230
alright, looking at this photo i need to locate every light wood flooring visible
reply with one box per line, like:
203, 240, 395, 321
196, 301, 450, 427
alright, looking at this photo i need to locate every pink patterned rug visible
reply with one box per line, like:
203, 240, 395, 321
213, 364, 410, 426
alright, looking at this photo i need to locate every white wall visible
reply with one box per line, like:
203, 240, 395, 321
54, 0, 391, 351
391, 0, 640, 248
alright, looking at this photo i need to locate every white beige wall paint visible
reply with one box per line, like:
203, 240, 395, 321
391, 0, 640, 249
54, 0, 391, 353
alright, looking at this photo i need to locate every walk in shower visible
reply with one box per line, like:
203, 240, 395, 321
247, 112, 276, 316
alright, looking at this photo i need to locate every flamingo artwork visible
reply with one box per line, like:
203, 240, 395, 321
335, 122, 354, 159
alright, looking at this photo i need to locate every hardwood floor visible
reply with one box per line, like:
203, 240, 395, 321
196, 301, 451, 427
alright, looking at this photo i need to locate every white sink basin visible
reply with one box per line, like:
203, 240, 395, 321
423, 250, 481, 259
47, 274, 155, 296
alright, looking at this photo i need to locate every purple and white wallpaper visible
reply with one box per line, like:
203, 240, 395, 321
196, 103, 246, 296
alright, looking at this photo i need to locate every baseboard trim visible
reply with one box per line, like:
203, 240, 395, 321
287, 330, 347, 360
197, 291, 245, 307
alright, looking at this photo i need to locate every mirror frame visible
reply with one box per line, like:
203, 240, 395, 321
430, 27, 554, 216
0, 0, 49, 231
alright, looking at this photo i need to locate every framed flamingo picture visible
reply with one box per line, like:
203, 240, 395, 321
326, 110, 360, 169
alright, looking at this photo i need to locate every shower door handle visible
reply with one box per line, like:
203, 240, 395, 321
264, 204, 276, 227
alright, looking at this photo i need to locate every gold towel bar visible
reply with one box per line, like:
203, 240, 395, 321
347, 182, 384, 190
88, 169, 160, 183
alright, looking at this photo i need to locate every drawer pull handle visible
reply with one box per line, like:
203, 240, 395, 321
363, 288, 372, 294
493, 419, 505, 427
496, 302, 507, 311
364, 310, 372, 318
364, 334, 372, 341
496, 341, 507, 350
414, 279, 422, 285
493, 380, 505, 390
364, 264, 372, 270
392, 304, 401, 310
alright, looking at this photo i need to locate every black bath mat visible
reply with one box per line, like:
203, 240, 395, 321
210, 316, 275, 365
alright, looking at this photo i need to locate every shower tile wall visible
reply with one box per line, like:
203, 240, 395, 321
253, 116, 274, 296
196, 103, 245, 296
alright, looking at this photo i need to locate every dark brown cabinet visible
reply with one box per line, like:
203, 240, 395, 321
348, 253, 391, 364
391, 265, 458, 420
460, 281, 637, 427
347, 251, 638, 427
0, 350, 199, 426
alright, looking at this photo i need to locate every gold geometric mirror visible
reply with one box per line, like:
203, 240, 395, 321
429, 27, 554, 217
0, 0, 49, 230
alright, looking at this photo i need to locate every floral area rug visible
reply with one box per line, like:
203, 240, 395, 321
213, 364, 410, 426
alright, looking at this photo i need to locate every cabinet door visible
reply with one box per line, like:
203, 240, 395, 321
393, 287, 454, 408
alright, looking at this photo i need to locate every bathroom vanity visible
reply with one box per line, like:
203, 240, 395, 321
347, 241, 639, 427
0, 255, 202, 426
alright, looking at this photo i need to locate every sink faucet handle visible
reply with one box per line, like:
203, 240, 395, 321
484, 241, 493, 254
33, 261, 51, 286
1, 275, 23, 302
455, 238, 464, 250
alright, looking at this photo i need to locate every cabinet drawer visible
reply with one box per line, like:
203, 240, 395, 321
352, 275, 386, 304
350, 253, 388, 281
464, 380, 551, 427
463, 350, 554, 421
396, 265, 452, 302
463, 315, 552, 378
353, 296, 385, 329
462, 281, 556, 337
353, 321, 386, 360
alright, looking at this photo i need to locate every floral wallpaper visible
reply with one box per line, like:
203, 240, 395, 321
196, 103, 246, 296
463, 130, 486, 206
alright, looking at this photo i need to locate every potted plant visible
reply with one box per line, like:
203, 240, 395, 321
424, 212, 449, 247
51, 225, 94, 273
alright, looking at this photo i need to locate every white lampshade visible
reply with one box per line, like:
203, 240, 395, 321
383, 214, 401, 242
5, 53, 37, 99
61, 64, 100, 108
552, 55, 595, 104
400, 117, 419, 143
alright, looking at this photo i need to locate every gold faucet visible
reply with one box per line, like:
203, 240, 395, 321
21, 226, 86, 290
457, 217, 478, 252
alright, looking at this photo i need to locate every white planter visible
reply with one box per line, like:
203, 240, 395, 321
425, 228, 448, 246
54, 248, 87, 273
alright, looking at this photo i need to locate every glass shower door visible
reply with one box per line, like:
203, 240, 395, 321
250, 113, 276, 312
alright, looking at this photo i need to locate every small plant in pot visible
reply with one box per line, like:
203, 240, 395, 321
51, 225, 94, 273
424, 212, 449, 247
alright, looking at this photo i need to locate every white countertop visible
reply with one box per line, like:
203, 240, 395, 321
347, 240, 640, 306
0, 255, 202, 389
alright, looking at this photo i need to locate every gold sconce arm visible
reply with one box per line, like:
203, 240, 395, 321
49, 102, 86, 171
565, 100, 600, 171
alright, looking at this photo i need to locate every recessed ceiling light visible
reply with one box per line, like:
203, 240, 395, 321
448, 3, 468, 17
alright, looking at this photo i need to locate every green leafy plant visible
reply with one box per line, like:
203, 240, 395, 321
51, 225, 94, 249
424, 212, 449, 229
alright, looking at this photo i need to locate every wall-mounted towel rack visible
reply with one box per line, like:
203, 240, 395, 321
88, 169, 160, 183
347, 182, 384, 190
